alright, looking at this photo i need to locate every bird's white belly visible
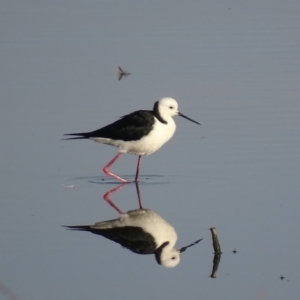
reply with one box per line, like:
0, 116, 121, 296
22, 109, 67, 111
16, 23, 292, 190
92, 118, 176, 156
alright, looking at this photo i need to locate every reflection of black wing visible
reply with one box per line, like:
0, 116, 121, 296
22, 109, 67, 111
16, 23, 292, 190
65, 225, 157, 254
64, 110, 155, 141
93, 226, 157, 254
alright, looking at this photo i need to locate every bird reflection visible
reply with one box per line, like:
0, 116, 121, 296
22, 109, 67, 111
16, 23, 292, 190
64, 183, 202, 268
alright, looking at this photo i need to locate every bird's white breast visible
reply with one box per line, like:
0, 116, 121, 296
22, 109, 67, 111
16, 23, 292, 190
124, 117, 176, 155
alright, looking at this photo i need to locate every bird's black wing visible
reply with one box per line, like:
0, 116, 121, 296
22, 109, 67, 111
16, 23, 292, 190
64, 110, 155, 141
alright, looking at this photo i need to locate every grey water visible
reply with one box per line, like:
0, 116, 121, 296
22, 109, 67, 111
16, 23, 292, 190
1, 1, 300, 299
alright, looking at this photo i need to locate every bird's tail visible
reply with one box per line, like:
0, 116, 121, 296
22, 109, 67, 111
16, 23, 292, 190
62, 225, 90, 231
62, 133, 89, 140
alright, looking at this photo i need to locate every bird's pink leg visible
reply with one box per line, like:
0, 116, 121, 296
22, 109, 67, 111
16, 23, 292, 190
103, 184, 126, 214
103, 152, 128, 183
135, 155, 142, 182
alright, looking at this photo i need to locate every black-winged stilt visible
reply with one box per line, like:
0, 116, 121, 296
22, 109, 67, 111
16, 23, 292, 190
64, 97, 200, 182
64, 183, 202, 268
118, 66, 131, 80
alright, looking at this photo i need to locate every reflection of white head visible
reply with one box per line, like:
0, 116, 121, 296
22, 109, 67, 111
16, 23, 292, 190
161, 249, 180, 268
155, 241, 180, 268
155, 238, 203, 268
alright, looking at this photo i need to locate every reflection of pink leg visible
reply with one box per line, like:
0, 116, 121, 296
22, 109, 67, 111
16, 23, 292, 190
103, 184, 127, 214
134, 155, 142, 182
135, 182, 143, 209
103, 152, 128, 183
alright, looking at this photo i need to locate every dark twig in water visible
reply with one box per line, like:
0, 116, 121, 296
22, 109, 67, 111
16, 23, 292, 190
209, 227, 222, 278
210, 253, 222, 278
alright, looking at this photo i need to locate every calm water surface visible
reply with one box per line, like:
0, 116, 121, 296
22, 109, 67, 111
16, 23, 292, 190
1, 1, 300, 299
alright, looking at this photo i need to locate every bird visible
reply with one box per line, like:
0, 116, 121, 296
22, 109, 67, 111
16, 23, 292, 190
63, 97, 200, 182
118, 66, 131, 80
63, 208, 202, 268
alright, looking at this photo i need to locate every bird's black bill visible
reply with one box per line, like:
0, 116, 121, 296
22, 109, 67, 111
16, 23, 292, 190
178, 112, 201, 125
179, 238, 203, 253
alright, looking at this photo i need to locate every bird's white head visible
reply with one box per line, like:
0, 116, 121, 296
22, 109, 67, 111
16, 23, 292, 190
157, 97, 179, 118
155, 97, 201, 125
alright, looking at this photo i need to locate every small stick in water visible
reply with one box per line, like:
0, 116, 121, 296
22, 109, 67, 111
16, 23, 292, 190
210, 253, 221, 278
209, 227, 222, 254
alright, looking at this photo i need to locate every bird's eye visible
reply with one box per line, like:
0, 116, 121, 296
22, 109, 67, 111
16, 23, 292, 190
171, 257, 176, 260
169, 106, 174, 109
